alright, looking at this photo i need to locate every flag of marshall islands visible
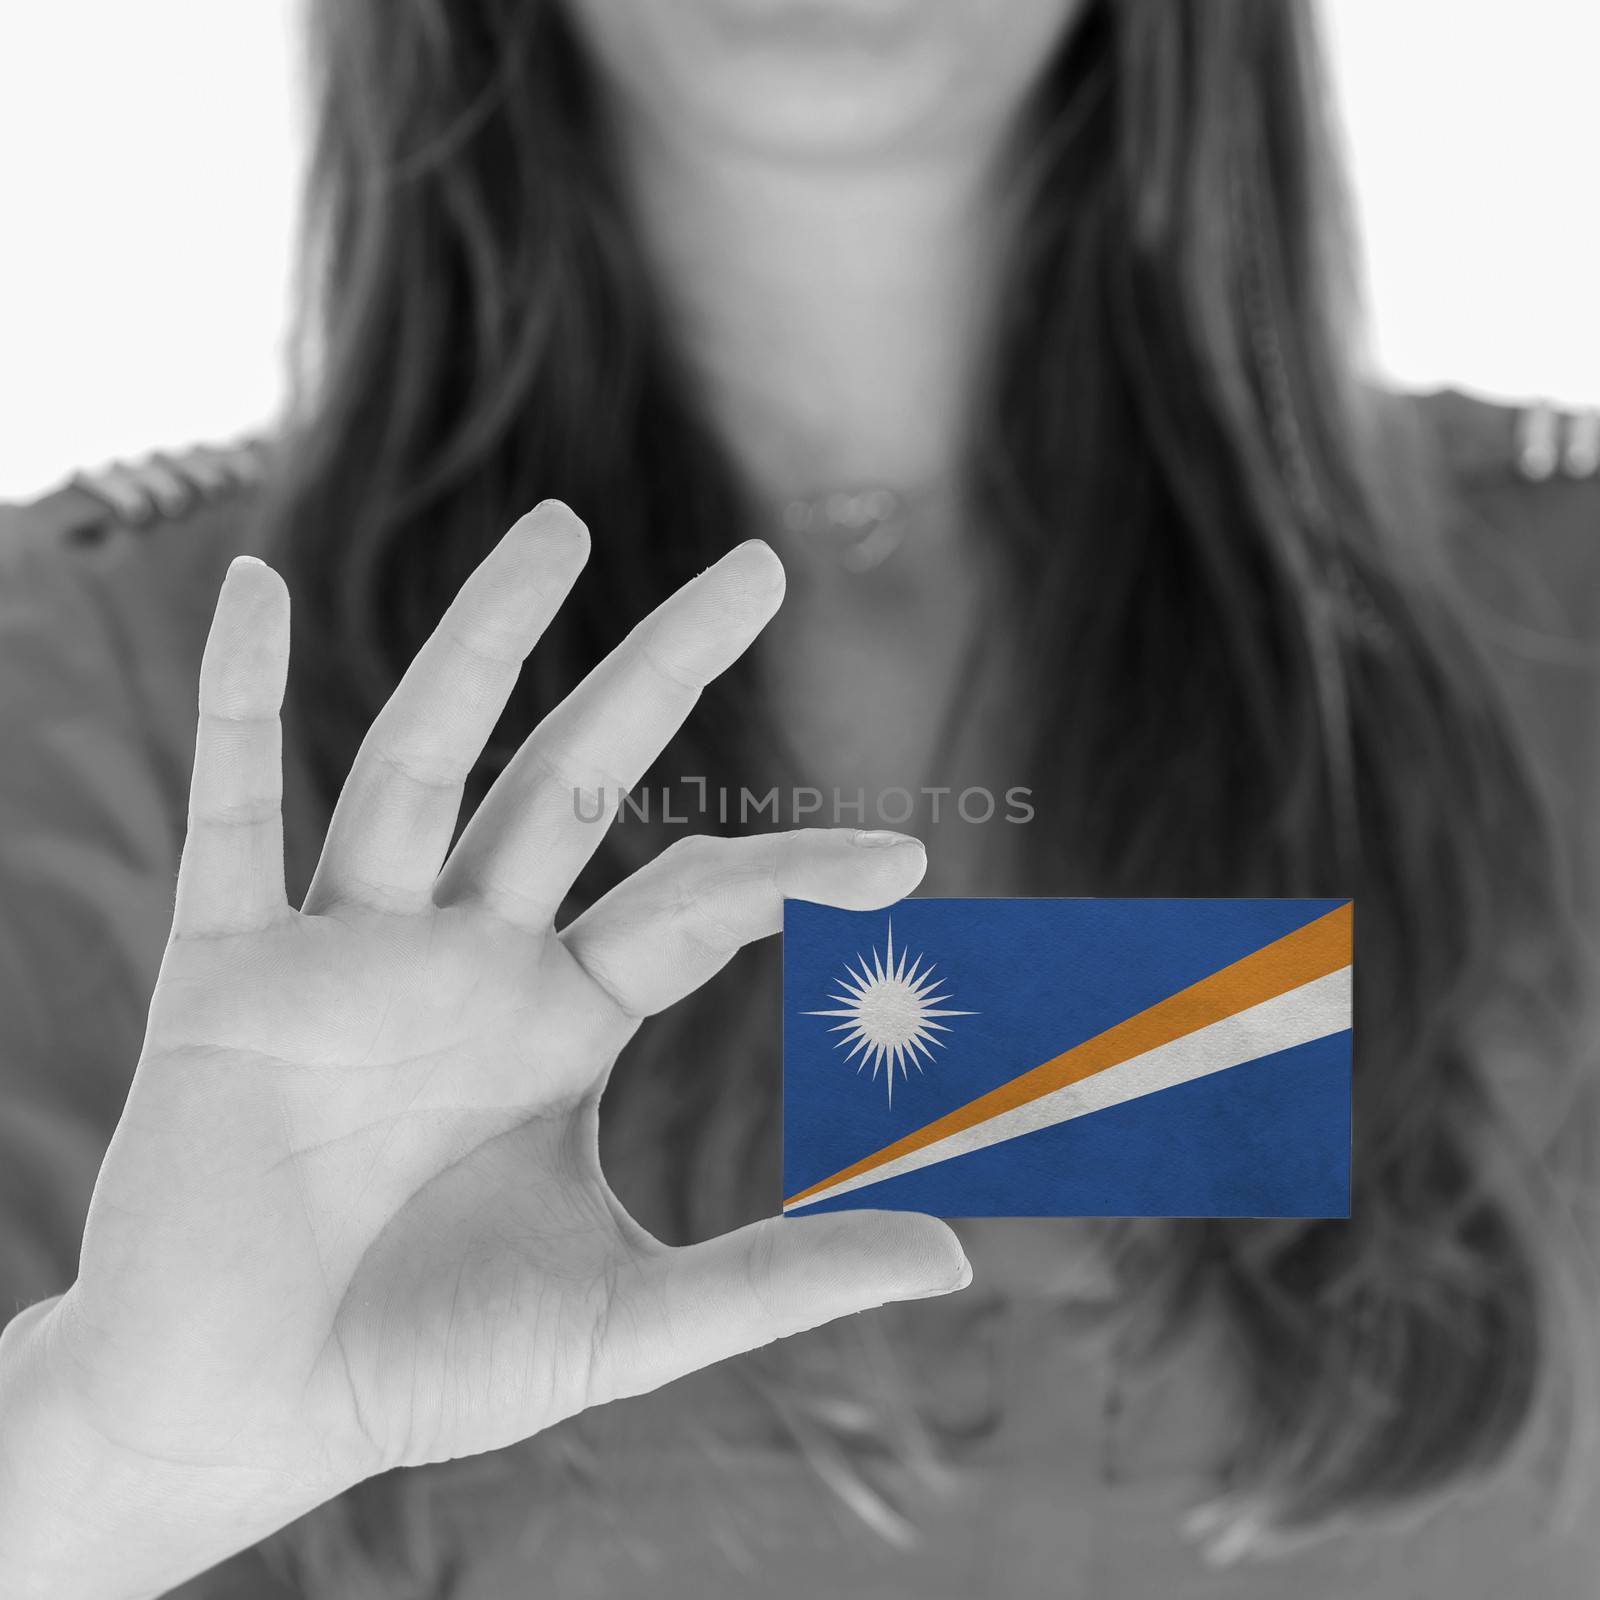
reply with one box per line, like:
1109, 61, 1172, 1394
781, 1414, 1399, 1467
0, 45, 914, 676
783, 898, 1352, 1219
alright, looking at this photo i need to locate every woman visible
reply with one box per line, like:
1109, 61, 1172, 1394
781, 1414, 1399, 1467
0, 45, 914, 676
0, 0, 1596, 1594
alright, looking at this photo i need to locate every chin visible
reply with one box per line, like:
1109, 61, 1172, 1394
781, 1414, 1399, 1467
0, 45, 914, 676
561, 0, 1084, 161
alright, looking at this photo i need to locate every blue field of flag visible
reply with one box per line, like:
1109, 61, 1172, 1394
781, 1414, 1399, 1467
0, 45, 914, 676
782, 898, 1352, 1219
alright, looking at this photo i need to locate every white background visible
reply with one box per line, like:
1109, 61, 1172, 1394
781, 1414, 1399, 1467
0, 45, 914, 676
0, 1, 1595, 500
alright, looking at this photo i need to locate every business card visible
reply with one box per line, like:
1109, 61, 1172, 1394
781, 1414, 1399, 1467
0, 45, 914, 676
782, 898, 1353, 1218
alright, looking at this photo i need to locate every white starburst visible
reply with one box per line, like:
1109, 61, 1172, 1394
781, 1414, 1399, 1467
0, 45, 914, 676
803, 918, 975, 1105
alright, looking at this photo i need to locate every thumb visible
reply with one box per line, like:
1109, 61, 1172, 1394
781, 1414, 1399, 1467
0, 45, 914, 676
592, 1211, 972, 1406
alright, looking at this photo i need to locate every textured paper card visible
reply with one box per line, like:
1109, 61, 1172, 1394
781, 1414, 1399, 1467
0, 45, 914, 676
782, 898, 1352, 1219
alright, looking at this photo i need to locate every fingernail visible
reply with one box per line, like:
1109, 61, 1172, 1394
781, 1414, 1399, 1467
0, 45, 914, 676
523, 501, 587, 543
851, 830, 922, 850
708, 540, 785, 601
719, 538, 776, 564
901, 1254, 973, 1300
222, 554, 269, 592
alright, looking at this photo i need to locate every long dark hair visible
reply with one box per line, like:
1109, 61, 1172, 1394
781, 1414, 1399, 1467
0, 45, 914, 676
260, 0, 1592, 1583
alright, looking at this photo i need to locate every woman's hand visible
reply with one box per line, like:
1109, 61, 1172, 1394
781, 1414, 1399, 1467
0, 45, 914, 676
0, 503, 967, 1598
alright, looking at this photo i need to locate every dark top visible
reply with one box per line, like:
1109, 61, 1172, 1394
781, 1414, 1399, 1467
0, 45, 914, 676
0, 393, 1596, 1598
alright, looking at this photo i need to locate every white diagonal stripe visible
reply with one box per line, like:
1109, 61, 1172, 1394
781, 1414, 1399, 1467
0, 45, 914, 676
785, 965, 1351, 1212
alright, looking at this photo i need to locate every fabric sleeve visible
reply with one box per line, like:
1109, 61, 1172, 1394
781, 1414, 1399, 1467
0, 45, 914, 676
0, 528, 191, 1310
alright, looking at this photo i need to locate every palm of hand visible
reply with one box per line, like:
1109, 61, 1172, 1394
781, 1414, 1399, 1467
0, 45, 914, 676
71, 906, 642, 1487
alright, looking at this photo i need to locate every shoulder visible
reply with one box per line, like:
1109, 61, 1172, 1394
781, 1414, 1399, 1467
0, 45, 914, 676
0, 438, 272, 702
0, 436, 275, 982
0, 437, 328, 911
0, 437, 276, 868
0, 437, 269, 570
1409, 385, 1600, 493
1402, 387, 1600, 915
1403, 385, 1600, 630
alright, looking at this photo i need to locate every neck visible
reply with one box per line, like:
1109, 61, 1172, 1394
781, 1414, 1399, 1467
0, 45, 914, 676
610, 117, 1009, 508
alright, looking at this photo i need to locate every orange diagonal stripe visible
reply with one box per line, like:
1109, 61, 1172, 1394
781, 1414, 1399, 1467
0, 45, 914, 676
784, 901, 1352, 1208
